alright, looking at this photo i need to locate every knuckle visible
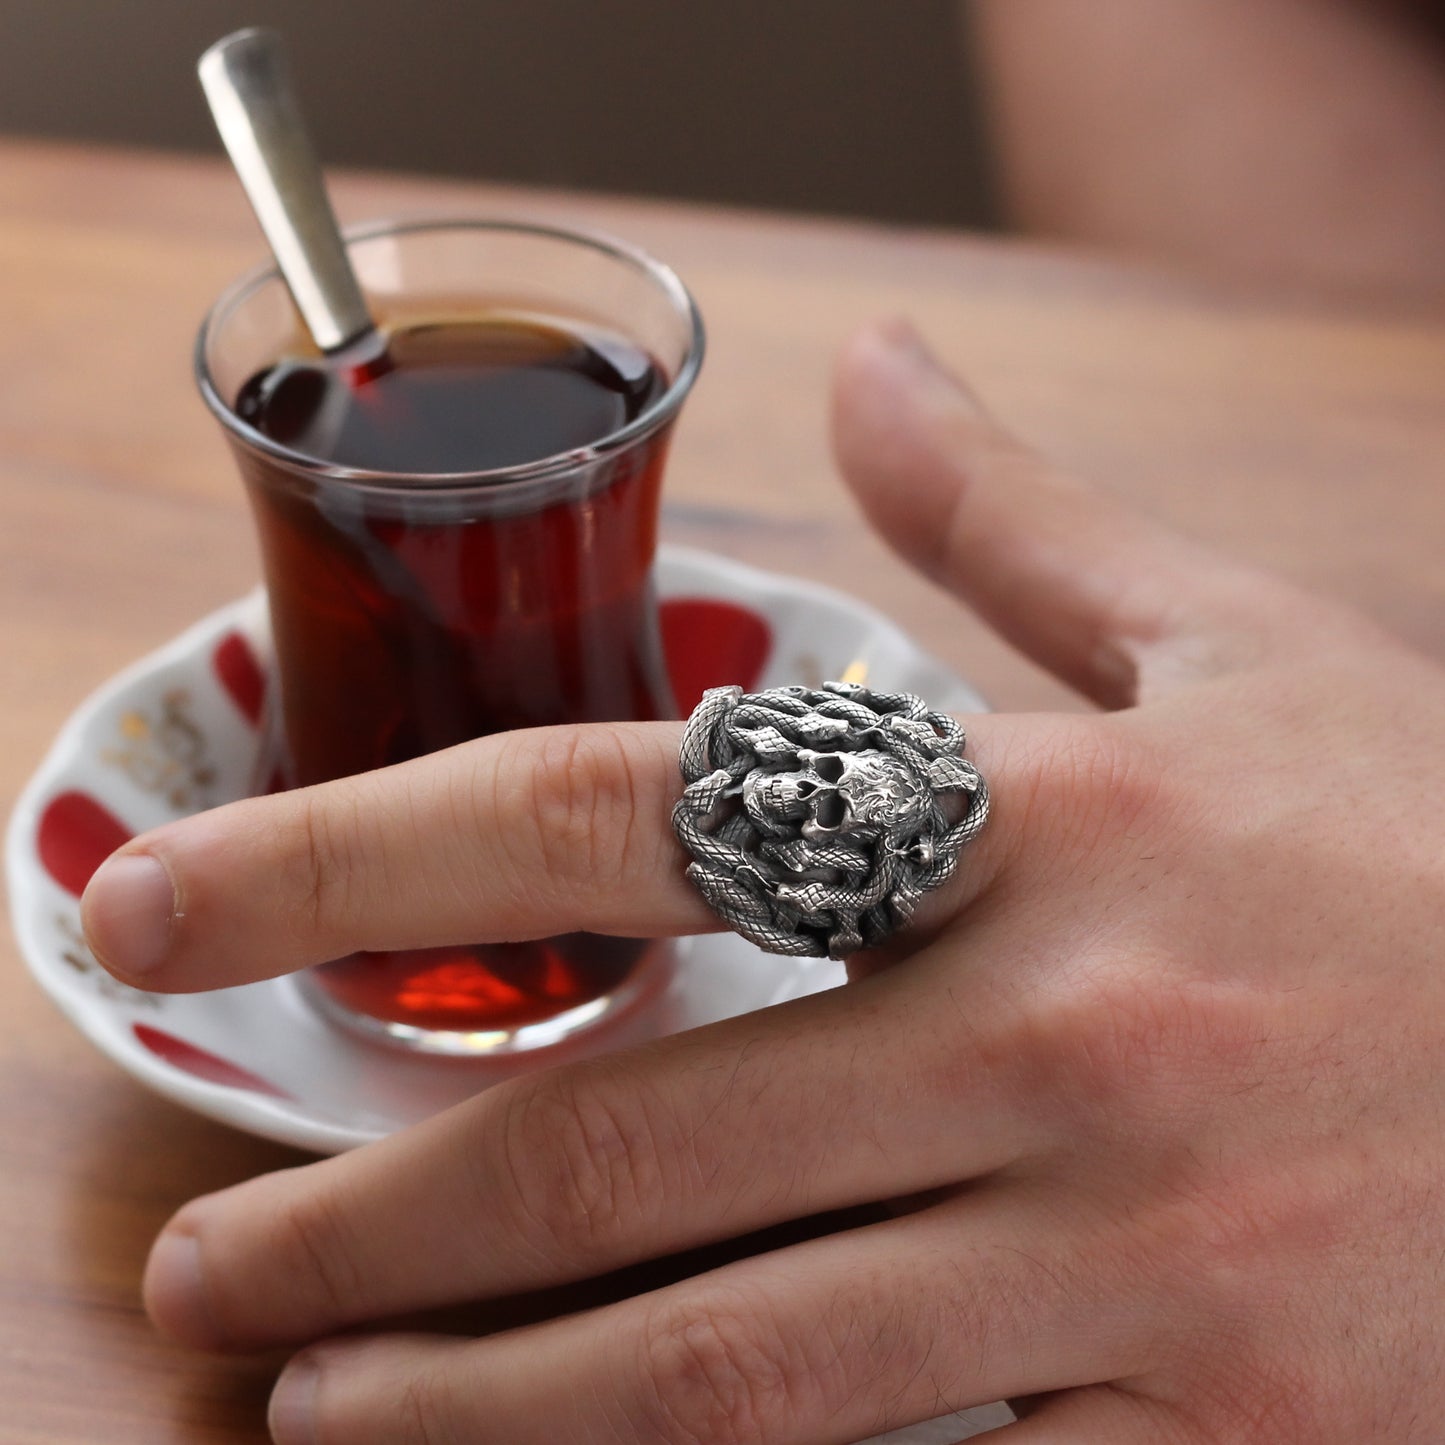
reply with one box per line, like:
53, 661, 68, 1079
521, 727, 642, 897
1028, 969, 1269, 1128
265, 1185, 365, 1327
499, 1062, 671, 1267
1018, 721, 1172, 864
309, 1344, 466, 1445
283, 786, 366, 938
640, 1293, 803, 1445
393, 1366, 465, 1445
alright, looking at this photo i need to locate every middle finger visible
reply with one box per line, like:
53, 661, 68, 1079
144, 941, 1043, 1352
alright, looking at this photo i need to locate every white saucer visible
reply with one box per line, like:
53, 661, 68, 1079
7, 546, 987, 1156
7, 545, 1013, 1438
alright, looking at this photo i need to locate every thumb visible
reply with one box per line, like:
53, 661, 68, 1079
831, 319, 1326, 707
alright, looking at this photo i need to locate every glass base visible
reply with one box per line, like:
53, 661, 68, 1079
299, 942, 672, 1056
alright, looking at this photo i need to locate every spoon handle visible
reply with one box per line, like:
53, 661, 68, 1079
199, 27, 374, 353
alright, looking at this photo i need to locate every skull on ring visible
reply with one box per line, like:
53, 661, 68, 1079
743, 747, 931, 845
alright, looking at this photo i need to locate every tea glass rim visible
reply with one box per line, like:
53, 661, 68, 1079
195, 215, 706, 496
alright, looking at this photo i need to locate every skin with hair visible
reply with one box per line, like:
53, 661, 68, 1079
83, 321, 1445, 1443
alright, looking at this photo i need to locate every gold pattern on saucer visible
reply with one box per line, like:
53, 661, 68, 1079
796, 656, 868, 690
794, 654, 824, 689
55, 913, 162, 1009
102, 689, 216, 810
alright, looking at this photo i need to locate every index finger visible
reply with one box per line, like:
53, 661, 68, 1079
79, 715, 1020, 992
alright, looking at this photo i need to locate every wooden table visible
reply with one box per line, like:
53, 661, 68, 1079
3, 139, 1444, 1444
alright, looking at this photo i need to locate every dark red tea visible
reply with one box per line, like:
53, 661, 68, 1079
236, 317, 664, 476
230, 315, 677, 1037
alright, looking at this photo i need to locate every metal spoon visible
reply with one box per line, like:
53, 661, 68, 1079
199, 27, 379, 359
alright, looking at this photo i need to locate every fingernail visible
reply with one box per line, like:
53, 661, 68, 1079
867, 317, 983, 417
269, 1355, 320, 1445
873, 316, 942, 372
81, 852, 175, 978
144, 1230, 221, 1348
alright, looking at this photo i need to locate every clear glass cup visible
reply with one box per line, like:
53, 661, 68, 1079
197, 219, 704, 1054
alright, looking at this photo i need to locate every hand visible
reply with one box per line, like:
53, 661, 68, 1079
82, 320, 1445, 1444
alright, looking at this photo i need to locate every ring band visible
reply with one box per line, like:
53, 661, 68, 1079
672, 682, 988, 958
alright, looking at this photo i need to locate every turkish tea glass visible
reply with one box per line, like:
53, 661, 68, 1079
197, 219, 704, 1054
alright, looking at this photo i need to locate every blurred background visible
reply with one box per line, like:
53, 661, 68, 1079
0, 0, 1443, 301
0, 0, 997, 229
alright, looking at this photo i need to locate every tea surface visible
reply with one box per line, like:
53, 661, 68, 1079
237, 316, 664, 474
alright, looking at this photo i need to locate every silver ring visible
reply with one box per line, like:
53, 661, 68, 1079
672, 682, 989, 959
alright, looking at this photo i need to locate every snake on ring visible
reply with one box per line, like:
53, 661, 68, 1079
672, 682, 989, 959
